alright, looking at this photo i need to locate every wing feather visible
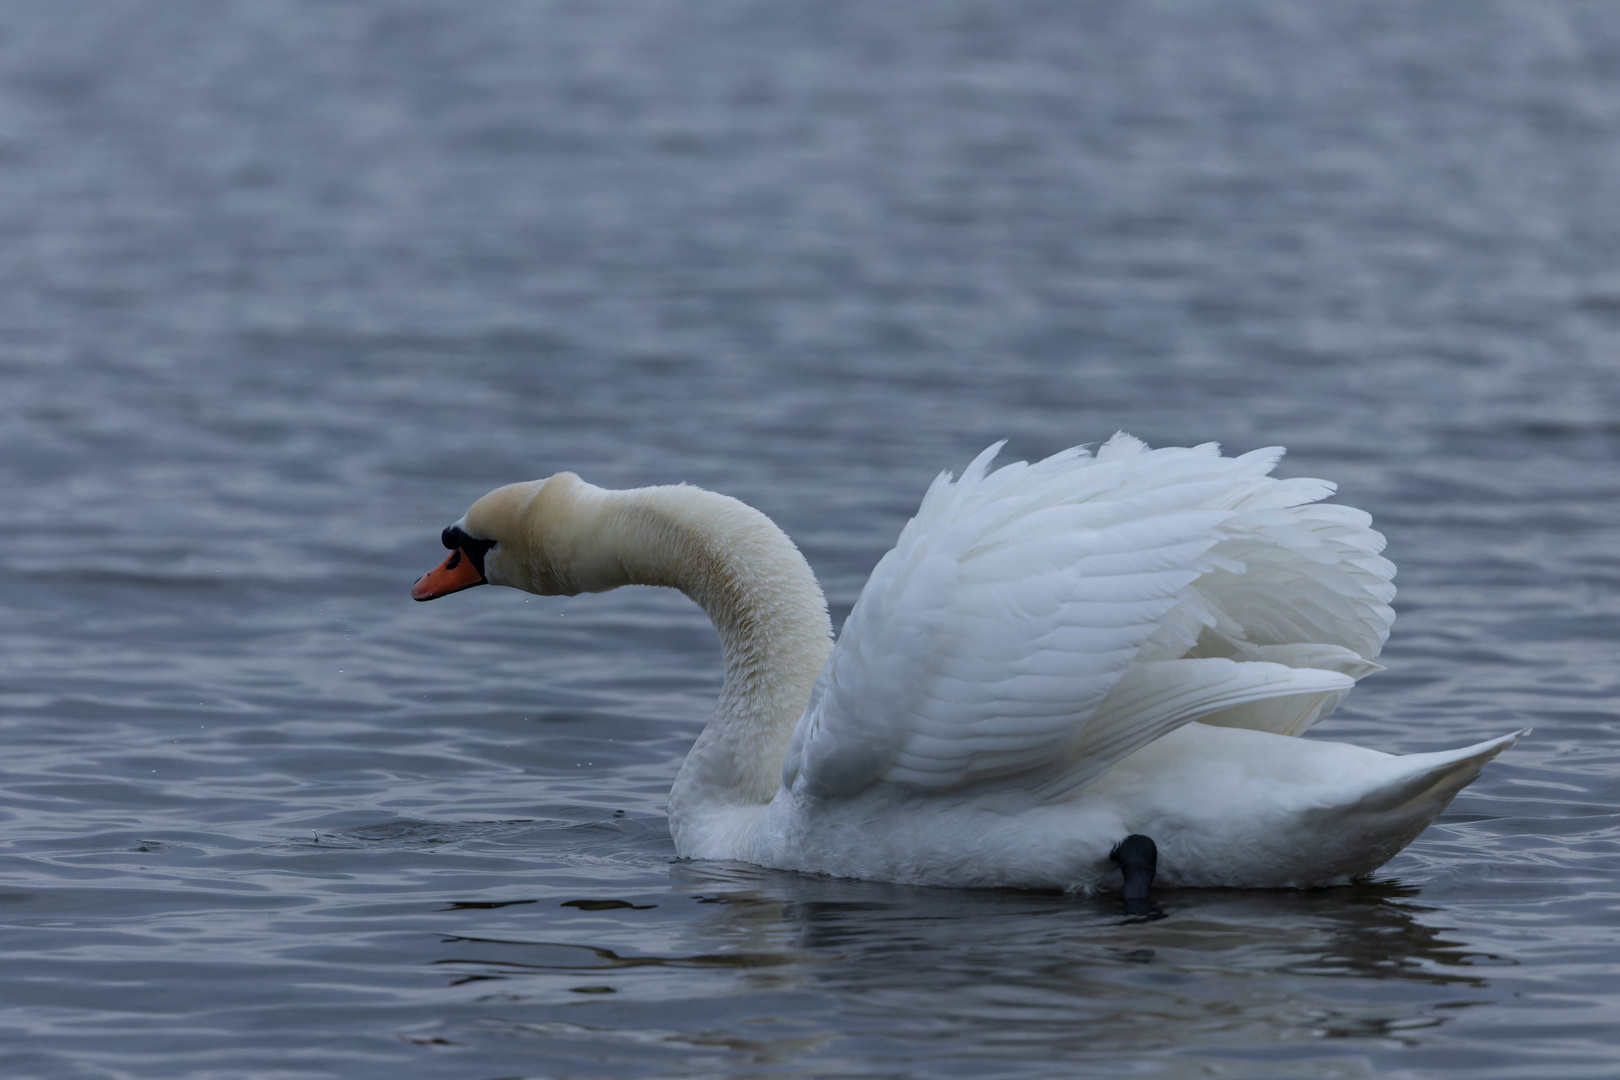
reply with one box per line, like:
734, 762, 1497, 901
783, 434, 1397, 801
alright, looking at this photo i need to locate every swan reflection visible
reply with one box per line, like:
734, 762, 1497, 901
423, 858, 1501, 1071
659, 862, 1498, 1057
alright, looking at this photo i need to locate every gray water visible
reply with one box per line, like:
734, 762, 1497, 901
3, 2, 1619, 1077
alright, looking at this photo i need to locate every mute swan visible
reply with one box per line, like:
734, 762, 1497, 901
412, 435, 1520, 893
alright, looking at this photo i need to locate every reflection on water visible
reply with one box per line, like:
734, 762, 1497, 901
417, 864, 1505, 1076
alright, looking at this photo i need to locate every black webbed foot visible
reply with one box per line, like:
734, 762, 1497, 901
1109, 833, 1163, 921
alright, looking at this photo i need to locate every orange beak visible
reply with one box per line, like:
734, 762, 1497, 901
411, 548, 487, 601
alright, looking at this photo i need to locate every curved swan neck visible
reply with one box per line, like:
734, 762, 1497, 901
573, 483, 835, 808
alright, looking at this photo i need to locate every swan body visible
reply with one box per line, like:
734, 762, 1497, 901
414, 435, 1521, 892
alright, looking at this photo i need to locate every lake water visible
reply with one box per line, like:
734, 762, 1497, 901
3, 2, 1619, 1077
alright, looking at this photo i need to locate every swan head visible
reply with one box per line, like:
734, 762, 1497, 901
412, 472, 626, 601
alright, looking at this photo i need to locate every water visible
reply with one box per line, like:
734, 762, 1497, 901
3, 2, 1619, 1076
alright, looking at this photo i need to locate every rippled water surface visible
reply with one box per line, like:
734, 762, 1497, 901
4, 3, 1620, 1077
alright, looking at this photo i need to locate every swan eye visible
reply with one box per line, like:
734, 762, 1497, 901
441, 524, 497, 577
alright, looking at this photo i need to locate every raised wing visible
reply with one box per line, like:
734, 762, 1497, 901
783, 434, 1392, 801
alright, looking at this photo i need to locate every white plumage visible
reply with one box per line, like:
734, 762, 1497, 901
416, 434, 1522, 893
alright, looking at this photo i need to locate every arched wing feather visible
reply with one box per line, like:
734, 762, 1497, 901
784, 435, 1392, 801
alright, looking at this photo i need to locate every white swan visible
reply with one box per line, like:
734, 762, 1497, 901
412, 434, 1521, 893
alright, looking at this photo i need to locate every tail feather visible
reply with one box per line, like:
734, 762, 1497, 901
1305, 728, 1528, 882
1352, 728, 1527, 816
